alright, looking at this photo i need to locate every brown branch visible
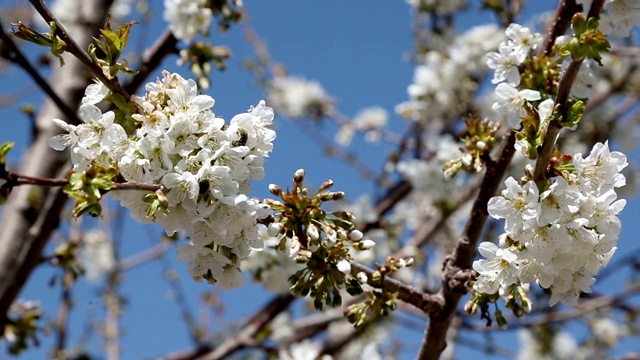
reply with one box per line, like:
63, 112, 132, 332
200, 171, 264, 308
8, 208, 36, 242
350, 262, 444, 314
3, 169, 164, 192
123, 28, 179, 95
0, 0, 115, 333
27, 0, 132, 103
417, 129, 517, 359
533, 0, 606, 182
163, 294, 295, 360
540, 0, 581, 56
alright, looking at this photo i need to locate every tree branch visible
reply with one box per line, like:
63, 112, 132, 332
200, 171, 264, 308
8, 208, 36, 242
0, 0, 115, 332
417, 129, 517, 359
27, 0, 132, 103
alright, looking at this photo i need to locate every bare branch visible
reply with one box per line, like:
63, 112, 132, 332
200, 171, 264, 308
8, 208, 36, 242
417, 129, 517, 359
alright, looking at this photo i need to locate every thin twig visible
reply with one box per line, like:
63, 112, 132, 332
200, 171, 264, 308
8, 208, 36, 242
27, 0, 133, 103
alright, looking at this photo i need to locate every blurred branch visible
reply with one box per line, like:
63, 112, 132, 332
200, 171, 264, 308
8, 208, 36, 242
0, 19, 80, 125
163, 294, 295, 360
117, 240, 172, 272
27, 0, 132, 103
0, 0, 114, 333
52, 272, 74, 357
123, 28, 178, 94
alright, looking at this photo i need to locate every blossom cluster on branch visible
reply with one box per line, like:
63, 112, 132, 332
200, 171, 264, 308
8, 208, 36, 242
475, 141, 627, 306
50, 71, 276, 288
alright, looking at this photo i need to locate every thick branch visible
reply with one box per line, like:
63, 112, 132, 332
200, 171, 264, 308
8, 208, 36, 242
0, 0, 114, 331
123, 28, 178, 94
417, 129, 517, 359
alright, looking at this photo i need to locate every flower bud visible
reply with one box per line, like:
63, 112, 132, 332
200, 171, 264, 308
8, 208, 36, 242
356, 271, 368, 283
267, 222, 282, 237
360, 239, 375, 250
294, 169, 305, 183
306, 224, 320, 241
269, 184, 282, 196
348, 230, 364, 241
336, 259, 351, 274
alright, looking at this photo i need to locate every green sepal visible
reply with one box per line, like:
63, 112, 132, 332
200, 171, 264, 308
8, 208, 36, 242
88, 18, 139, 79
12, 21, 66, 66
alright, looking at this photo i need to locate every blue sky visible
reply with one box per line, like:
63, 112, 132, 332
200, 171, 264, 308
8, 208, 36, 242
1, 1, 639, 359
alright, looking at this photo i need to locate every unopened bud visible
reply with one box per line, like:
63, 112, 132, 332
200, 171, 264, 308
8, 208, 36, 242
360, 239, 375, 250
336, 259, 351, 274
348, 230, 363, 241
294, 169, 305, 183
269, 184, 282, 196
317, 179, 334, 192
306, 224, 319, 241
356, 271, 368, 283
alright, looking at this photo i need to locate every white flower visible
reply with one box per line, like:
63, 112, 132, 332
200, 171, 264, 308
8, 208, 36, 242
487, 43, 522, 85
219, 265, 245, 290
604, 0, 640, 36
488, 177, 541, 234
504, 23, 542, 62
81, 81, 109, 105
573, 141, 628, 196
473, 242, 520, 294
163, 0, 213, 43
492, 83, 541, 128
48, 119, 81, 151
162, 171, 200, 205
279, 340, 323, 360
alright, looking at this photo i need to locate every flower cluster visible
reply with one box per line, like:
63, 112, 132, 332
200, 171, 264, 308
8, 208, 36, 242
488, 23, 544, 128
397, 24, 504, 122
584, 0, 640, 37
50, 71, 276, 288
164, 0, 213, 43
474, 141, 627, 306
335, 106, 388, 146
266, 76, 334, 119
266, 169, 375, 309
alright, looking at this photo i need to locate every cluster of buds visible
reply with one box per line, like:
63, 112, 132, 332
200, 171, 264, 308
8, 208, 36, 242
265, 169, 376, 310
443, 117, 500, 179
465, 282, 533, 329
347, 256, 414, 327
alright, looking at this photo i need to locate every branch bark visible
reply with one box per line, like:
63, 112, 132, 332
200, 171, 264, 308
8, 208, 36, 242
0, 0, 114, 330
417, 129, 517, 359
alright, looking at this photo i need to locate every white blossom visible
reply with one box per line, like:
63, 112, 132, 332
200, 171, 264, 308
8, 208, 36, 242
492, 83, 542, 128
50, 71, 277, 289
163, 0, 212, 43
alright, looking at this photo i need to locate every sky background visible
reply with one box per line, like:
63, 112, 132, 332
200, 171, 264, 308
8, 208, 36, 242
0, 1, 639, 359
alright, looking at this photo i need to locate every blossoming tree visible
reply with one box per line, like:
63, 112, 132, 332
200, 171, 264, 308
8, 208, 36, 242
0, 0, 639, 359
